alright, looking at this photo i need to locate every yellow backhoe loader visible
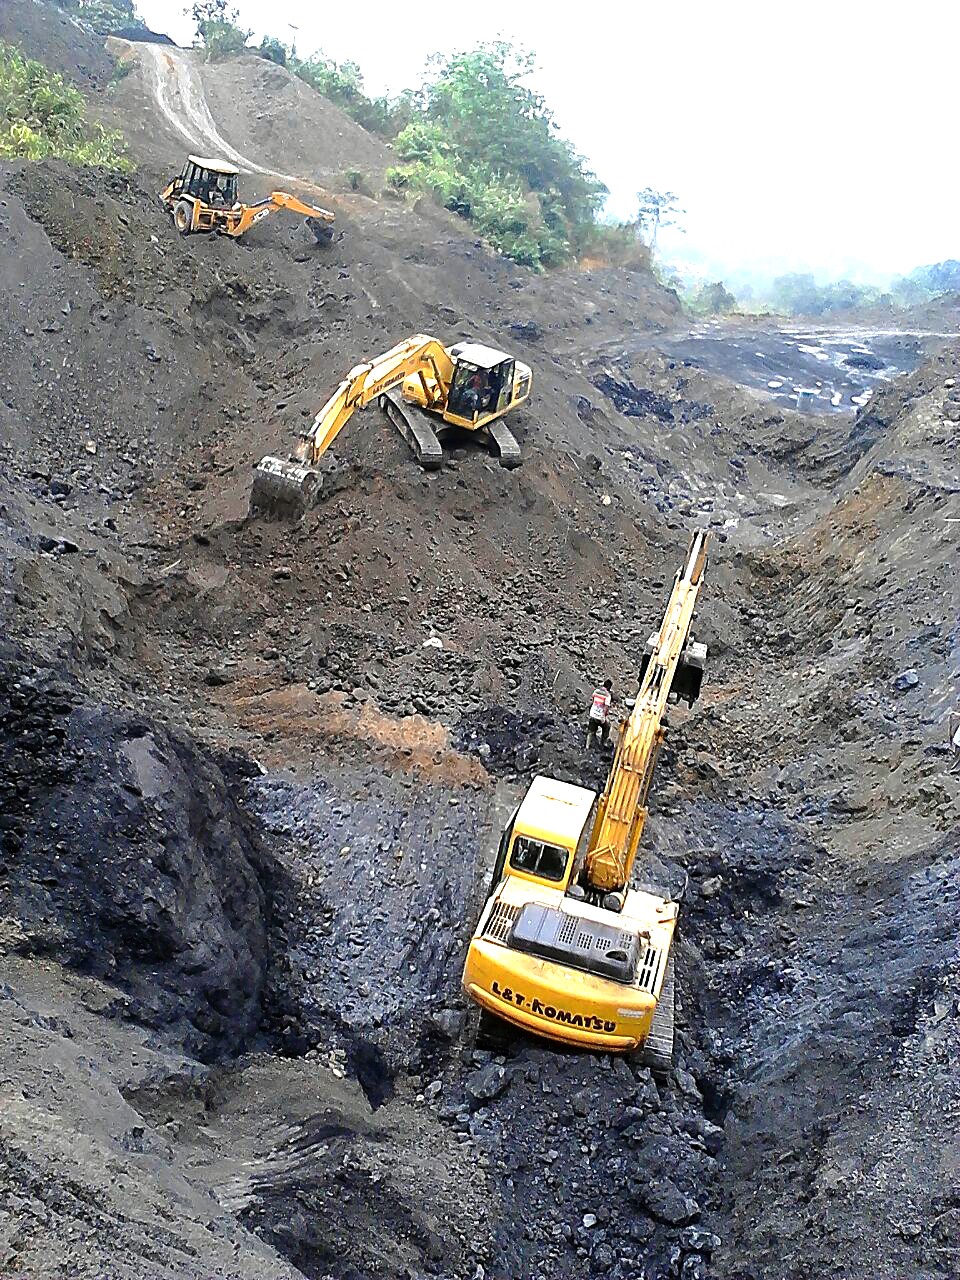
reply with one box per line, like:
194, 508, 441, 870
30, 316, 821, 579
251, 333, 533, 515
462, 530, 709, 1068
159, 156, 336, 243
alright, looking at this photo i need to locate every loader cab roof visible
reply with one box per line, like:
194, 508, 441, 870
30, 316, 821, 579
514, 775, 597, 849
449, 341, 511, 370
188, 156, 239, 175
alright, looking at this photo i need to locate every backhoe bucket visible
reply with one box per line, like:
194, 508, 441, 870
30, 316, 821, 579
638, 636, 708, 706
307, 217, 334, 246
250, 456, 321, 518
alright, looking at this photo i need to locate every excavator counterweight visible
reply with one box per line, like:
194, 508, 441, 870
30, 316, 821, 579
462, 530, 709, 1066
249, 334, 533, 516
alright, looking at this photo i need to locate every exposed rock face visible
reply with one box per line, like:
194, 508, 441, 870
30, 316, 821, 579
0, 647, 272, 1060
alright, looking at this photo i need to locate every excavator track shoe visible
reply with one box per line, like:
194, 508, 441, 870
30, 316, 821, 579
642, 954, 675, 1075
487, 418, 522, 469
250, 456, 321, 517
475, 1009, 515, 1053
379, 391, 443, 470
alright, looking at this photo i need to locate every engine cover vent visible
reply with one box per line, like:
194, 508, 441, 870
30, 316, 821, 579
485, 901, 521, 944
508, 902, 642, 984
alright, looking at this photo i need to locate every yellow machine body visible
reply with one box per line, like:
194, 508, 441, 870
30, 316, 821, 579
463, 777, 677, 1049
401, 340, 533, 433
462, 533, 709, 1059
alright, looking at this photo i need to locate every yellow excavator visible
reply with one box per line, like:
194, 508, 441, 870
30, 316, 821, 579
251, 333, 533, 515
462, 530, 709, 1067
160, 156, 336, 243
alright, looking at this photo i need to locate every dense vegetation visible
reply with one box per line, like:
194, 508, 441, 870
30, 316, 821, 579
762, 272, 885, 317
289, 52, 403, 138
686, 280, 737, 315
675, 259, 960, 320
51, 0, 140, 34
762, 264, 960, 317
0, 41, 130, 168
188, 4, 632, 270
386, 45, 607, 268
889, 259, 960, 306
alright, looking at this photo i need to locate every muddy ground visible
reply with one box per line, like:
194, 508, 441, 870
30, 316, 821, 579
1, 5, 959, 1280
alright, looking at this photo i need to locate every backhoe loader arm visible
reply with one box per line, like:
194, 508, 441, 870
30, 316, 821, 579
229, 191, 336, 237
267, 191, 335, 222
294, 335, 454, 466
585, 530, 709, 893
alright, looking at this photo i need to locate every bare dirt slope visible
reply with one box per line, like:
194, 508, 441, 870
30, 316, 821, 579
1, 9, 958, 1280
103, 39, 391, 191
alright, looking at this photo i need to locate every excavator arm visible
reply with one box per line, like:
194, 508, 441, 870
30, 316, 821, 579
585, 529, 709, 893
250, 335, 456, 514
227, 191, 336, 239
293, 335, 454, 465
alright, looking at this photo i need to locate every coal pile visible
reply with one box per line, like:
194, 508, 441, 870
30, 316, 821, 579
0, 643, 275, 1060
454, 704, 555, 774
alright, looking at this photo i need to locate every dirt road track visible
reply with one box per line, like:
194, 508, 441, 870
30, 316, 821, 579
120, 40, 304, 186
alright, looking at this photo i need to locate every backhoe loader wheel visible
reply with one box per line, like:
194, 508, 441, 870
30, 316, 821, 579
173, 201, 193, 236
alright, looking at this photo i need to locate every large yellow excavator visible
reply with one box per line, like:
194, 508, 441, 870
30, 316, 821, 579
462, 530, 709, 1067
251, 333, 533, 515
160, 156, 336, 243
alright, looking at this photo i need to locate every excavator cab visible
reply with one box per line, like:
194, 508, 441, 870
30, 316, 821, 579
171, 157, 239, 207
447, 345, 517, 424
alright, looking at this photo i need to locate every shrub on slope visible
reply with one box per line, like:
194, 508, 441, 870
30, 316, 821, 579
0, 40, 129, 168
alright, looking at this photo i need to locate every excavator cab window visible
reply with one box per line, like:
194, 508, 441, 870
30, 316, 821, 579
509, 835, 569, 883
491, 359, 515, 413
190, 167, 236, 207
207, 171, 237, 208
449, 361, 493, 420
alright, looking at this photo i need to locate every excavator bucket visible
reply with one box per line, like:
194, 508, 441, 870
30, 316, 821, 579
249, 456, 321, 518
638, 635, 708, 706
307, 216, 334, 246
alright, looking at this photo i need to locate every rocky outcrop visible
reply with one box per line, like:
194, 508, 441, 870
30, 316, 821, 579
0, 644, 273, 1060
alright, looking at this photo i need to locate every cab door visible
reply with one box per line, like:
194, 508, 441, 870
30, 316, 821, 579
494, 359, 515, 413
171, 162, 190, 197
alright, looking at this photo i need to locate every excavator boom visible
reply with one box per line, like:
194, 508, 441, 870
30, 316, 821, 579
297, 336, 453, 464
250, 335, 455, 514
585, 529, 708, 893
227, 191, 336, 240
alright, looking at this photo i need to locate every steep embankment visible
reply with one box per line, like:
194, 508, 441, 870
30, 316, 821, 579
1, 9, 958, 1280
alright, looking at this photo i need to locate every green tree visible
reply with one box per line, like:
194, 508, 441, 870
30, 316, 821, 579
257, 35, 287, 66
187, 1, 250, 59
53, 0, 140, 34
636, 188, 684, 251
290, 51, 398, 135
388, 42, 605, 268
692, 280, 737, 314
769, 273, 883, 317
0, 41, 130, 168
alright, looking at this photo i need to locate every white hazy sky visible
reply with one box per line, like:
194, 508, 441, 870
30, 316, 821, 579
135, 0, 954, 282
